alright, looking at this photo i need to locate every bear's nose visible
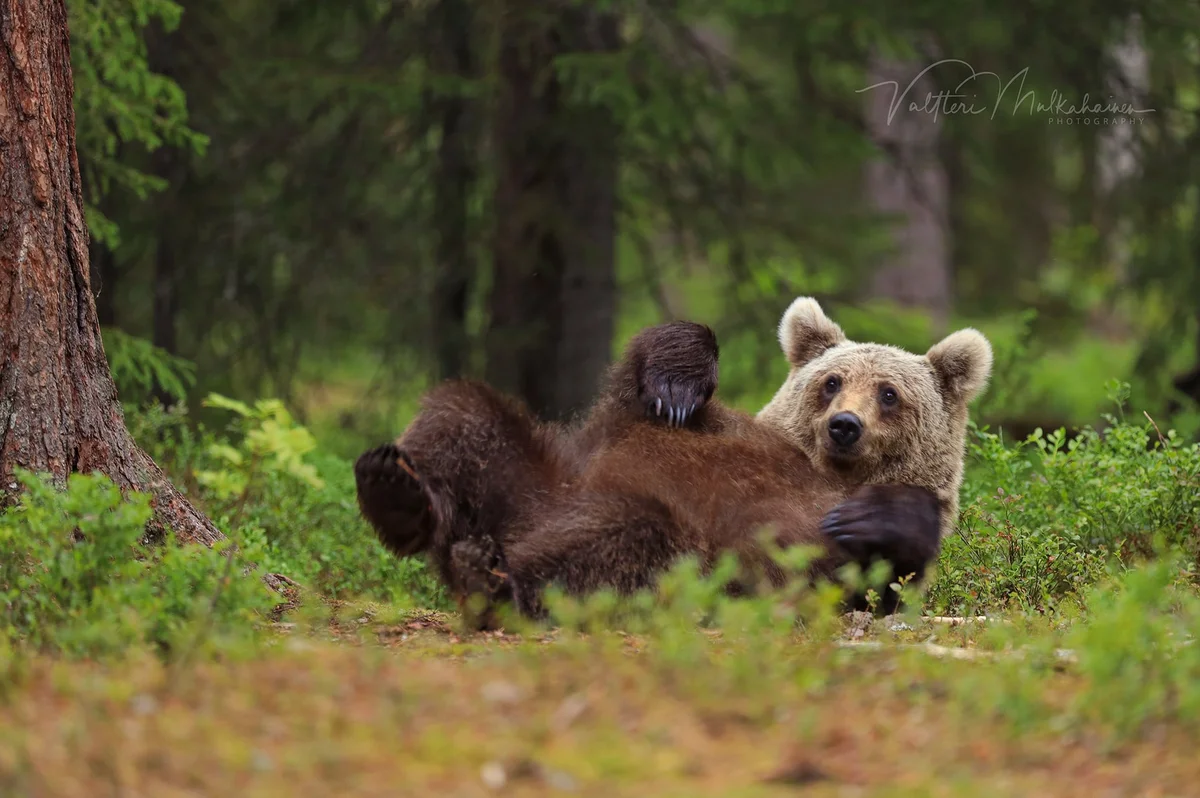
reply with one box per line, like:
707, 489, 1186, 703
827, 412, 863, 447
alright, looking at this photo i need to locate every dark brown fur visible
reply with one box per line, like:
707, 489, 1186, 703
355, 321, 941, 625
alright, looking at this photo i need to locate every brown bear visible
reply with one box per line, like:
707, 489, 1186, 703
352, 318, 727, 612
354, 297, 992, 621
756, 297, 991, 541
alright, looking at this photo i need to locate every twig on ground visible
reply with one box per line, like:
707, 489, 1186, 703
926, 615, 1012, 625
836, 640, 1078, 664
1144, 410, 1169, 447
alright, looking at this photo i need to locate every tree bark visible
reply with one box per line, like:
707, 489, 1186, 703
0, 0, 222, 546
486, 1, 619, 421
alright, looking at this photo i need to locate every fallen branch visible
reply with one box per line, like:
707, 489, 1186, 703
926, 615, 1011, 625
836, 640, 1078, 664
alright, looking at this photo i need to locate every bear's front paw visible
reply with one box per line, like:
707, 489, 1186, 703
819, 483, 941, 581
643, 390, 704, 428
450, 536, 511, 597
451, 536, 522, 632
638, 323, 719, 429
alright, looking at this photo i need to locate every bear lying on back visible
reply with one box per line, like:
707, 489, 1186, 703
355, 298, 992, 621
353, 319, 729, 610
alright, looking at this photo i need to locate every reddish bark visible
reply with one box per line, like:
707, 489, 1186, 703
0, 0, 222, 545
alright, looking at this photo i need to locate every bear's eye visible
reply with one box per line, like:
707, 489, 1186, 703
822, 375, 841, 396
880, 386, 899, 407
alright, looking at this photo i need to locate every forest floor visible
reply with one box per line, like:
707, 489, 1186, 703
2, 602, 1197, 798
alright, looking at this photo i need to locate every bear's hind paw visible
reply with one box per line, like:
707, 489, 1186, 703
353, 442, 435, 558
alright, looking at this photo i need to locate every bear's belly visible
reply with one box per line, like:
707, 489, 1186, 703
581, 427, 845, 543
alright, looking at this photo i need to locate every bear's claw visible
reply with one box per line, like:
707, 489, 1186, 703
635, 321, 719, 431
644, 384, 708, 429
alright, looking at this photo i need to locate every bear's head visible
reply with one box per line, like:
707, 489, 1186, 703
756, 297, 993, 537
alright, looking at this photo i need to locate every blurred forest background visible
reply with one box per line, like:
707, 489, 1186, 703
77, 0, 1200, 457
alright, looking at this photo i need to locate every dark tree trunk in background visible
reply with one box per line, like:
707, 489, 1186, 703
862, 46, 952, 330
486, 1, 620, 421
1096, 17, 1146, 221
152, 237, 179, 357
555, 12, 620, 419
150, 226, 181, 408
149, 150, 185, 372
0, 0, 222, 545
1094, 17, 1146, 341
148, 138, 187, 386
429, 0, 478, 381
90, 238, 117, 327
145, 18, 185, 365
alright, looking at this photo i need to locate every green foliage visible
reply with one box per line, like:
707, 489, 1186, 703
968, 309, 1044, 425
1067, 556, 1200, 741
953, 555, 1200, 745
120, 374, 1199, 628
126, 398, 445, 609
195, 393, 324, 502
53, 0, 1200, 446
68, 0, 207, 244
103, 328, 197, 406
0, 470, 273, 659
931, 384, 1200, 615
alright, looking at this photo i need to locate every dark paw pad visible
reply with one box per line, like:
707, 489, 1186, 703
451, 537, 542, 622
450, 536, 511, 598
353, 443, 435, 557
451, 537, 521, 631
354, 443, 420, 489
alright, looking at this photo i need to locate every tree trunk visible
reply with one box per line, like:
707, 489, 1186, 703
862, 44, 952, 331
1096, 15, 1147, 339
429, 0, 478, 381
152, 238, 179, 357
0, 0, 222, 546
552, 9, 619, 419
149, 145, 186, 403
486, 1, 619, 421
150, 231, 180, 409
146, 17, 185, 369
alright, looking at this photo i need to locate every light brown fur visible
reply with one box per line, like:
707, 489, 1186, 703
758, 297, 993, 538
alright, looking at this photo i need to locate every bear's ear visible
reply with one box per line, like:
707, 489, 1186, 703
778, 297, 847, 368
926, 328, 993, 404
